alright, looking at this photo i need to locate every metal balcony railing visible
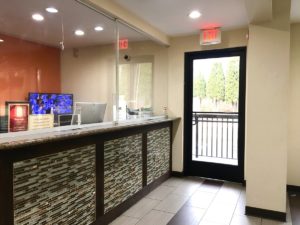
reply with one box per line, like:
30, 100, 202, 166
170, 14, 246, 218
192, 112, 239, 162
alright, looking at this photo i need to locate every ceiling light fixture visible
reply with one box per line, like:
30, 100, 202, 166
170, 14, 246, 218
75, 29, 85, 36
94, 26, 104, 31
0, 39, 4, 42
189, 10, 201, 19
32, 13, 44, 21
46, 7, 58, 13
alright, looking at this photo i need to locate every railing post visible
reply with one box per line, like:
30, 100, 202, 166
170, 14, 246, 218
192, 112, 239, 163
195, 115, 199, 158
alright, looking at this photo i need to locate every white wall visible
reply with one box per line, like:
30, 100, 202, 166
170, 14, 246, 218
288, 23, 300, 186
245, 24, 289, 212
167, 28, 249, 172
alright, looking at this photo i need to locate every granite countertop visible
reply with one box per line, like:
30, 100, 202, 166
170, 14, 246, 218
0, 117, 180, 151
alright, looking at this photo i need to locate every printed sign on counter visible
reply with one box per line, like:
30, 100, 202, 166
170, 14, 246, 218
29, 114, 54, 130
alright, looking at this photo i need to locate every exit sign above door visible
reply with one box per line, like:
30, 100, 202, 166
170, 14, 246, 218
200, 28, 221, 45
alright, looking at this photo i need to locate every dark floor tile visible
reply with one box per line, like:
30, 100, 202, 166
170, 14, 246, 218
202, 179, 224, 187
167, 205, 205, 225
289, 192, 300, 225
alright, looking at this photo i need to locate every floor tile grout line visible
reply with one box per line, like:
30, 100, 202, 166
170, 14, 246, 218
121, 196, 163, 224
160, 178, 205, 224
113, 178, 251, 225
196, 181, 224, 225
227, 188, 248, 225
121, 184, 179, 225
165, 178, 224, 224
152, 208, 176, 215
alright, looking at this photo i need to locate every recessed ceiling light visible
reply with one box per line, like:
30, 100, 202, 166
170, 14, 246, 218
0, 39, 4, 42
75, 29, 85, 36
46, 7, 58, 13
32, 13, 44, 21
189, 10, 201, 19
94, 26, 104, 31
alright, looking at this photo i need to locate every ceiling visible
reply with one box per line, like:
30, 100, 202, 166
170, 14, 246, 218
113, 0, 249, 36
0, 0, 299, 48
113, 0, 300, 36
0, 0, 147, 48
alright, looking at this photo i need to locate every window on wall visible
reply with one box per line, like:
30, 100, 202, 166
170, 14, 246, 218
118, 57, 153, 120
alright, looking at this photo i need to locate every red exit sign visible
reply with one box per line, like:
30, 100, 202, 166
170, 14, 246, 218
200, 28, 221, 45
119, 39, 128, 49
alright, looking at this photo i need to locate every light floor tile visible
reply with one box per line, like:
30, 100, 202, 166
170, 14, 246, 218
181, 177, 204, 185
199, 219, 228, 225
109, 215, 139, 225
154, 193, 189, 213
136, 210, 174, 225
172, 182, 200, 196
261, 219, 292, 225
109, 178, 293, 225
146, 185, 175, 200
230, 215, 261, 225
233, 190, 246, 215
212, 190, 240, 206
233, 201, 246, 216
162, 177, 186, 187
187, 190, 215, 209
123, 197, 160, 219
198, 184, 222, 194
168, 205, 206, 225
202, 203, 236, 225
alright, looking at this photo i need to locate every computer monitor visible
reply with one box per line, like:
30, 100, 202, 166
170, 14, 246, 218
72, 102, 106, 125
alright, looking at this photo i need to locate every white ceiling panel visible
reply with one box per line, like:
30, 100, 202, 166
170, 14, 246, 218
113, 0, 249, 36
0, 0, 148, 48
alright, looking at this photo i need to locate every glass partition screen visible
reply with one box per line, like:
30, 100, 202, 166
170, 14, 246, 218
0, 0, 167, 137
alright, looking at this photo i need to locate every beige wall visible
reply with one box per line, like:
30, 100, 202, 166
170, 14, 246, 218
61, 45, 115, 121
61, 41, 168, 121
245, 25, 289, 212
167, 28, 248, 172
288, 23, 300, 186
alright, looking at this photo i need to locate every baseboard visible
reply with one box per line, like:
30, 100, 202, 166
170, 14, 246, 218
245, 206, 286, 222
171, 171, 184, 177
287, 185, 300, 193
242, 180, 246, 187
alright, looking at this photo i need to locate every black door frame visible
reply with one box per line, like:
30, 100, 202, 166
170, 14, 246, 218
183, 47, 247, 183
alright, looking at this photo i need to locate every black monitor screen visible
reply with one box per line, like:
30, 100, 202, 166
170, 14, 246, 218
28, 93, 73, 115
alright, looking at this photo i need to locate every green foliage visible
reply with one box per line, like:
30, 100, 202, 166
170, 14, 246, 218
207, 62, 225, 101
193, 73, 206, 99
225, 59, 239, 104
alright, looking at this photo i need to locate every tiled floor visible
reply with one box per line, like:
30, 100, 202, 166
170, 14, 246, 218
288, 191, 300, 224
110, 177, 293, 225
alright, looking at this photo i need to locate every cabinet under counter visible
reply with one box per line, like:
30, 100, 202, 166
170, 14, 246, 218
0, 118, 177, 225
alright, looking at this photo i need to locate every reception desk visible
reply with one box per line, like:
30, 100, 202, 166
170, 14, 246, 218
0, 117, 177, 225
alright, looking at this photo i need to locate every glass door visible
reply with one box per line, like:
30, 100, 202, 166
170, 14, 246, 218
184, 47, 246, 182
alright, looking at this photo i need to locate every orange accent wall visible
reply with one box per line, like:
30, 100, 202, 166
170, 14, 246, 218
0, 34, 61, 115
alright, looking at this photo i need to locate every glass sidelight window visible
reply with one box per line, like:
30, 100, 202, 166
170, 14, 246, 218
119, 58, 153, 120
